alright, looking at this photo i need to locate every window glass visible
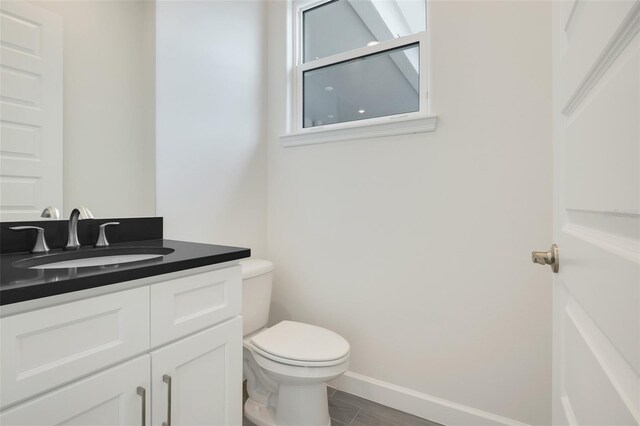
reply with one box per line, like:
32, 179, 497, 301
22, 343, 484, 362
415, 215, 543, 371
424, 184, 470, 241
303, 0, 426, 62
303, 43, 419, 128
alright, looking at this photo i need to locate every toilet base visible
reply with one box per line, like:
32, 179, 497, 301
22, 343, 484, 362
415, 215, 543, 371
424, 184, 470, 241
244, 383, 331, 426
244, 398, 277, 426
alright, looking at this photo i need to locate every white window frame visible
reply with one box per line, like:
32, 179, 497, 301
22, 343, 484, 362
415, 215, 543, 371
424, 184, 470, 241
281, 0, 437, 147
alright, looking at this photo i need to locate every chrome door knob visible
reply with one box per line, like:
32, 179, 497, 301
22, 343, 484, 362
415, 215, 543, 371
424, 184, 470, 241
532, 244, 559, 273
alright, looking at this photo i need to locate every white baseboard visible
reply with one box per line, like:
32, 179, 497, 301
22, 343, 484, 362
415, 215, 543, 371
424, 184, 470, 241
329, 371, 530, 426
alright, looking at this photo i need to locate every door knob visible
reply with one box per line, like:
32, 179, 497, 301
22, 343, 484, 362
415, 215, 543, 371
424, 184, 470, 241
531, 244, 559, 273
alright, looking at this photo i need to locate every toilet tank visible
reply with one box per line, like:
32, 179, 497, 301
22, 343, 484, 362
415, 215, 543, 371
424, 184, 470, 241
240, 259, 274, 336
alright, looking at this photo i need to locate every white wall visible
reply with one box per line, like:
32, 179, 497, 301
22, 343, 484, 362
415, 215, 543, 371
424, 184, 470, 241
156, 0, 267, 256
34, 1, 156, 218
265, 1, 552, 425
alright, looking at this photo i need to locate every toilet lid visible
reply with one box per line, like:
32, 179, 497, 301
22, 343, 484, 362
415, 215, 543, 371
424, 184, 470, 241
250, 321, 350, 363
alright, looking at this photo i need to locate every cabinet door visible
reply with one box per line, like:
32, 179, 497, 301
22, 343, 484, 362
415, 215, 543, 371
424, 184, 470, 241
151, 317, 242, 426
0, 355, 150, 426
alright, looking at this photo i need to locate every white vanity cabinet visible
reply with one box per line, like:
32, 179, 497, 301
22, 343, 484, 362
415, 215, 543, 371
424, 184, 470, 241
0, 264, 243, 426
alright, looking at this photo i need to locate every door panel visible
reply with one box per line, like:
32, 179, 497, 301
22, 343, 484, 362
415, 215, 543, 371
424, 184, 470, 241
563, 308, 637, 425
0, 1, 62, 220
565, 38, 639, 212
151, 317, 243, 426
561, 227, 639, 373
561, 0, 636, 104
552, 0, 640, 424
0, 355, 150, 426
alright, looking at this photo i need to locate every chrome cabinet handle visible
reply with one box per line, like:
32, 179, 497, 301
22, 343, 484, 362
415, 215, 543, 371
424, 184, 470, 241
10, 226, 50, 253
162, 374, 172, 426
532, 244, 559, 273
95, 222, 120, 248
136, 386, 146, 426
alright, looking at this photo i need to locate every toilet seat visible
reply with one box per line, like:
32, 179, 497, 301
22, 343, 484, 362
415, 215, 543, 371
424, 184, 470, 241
250, 321, 350, 367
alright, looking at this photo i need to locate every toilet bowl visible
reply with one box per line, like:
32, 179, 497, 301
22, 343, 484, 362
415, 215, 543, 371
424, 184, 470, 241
241, 260, 350, 426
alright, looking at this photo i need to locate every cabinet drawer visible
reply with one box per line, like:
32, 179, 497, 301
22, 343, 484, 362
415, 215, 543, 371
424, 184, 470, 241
150, 266, 241, 347
0, 286, 150, 409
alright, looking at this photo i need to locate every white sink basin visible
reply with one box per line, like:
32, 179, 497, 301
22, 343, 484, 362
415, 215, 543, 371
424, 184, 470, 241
14, 247, 174, 270
30, 254, 164, 269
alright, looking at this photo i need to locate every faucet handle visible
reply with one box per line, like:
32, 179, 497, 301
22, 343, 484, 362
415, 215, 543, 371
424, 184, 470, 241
10, 226, 50, 253
95, 222, 120, 248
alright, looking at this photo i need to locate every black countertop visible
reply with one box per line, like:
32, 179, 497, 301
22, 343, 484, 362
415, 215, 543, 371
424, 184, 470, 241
0, 239, 250, 306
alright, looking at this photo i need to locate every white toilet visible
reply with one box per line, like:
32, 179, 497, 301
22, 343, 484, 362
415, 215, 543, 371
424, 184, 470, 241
241, 259, 350, 426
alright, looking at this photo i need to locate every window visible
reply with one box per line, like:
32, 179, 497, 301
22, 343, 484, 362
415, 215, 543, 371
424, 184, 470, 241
283, 0, 436, 146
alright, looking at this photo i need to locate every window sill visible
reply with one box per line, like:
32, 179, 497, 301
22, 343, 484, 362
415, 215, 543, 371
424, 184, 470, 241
279, 114, 438, 148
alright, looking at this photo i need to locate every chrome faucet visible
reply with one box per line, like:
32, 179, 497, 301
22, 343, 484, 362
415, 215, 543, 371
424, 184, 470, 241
40, 206, 60, 220
65, 207, 94, 250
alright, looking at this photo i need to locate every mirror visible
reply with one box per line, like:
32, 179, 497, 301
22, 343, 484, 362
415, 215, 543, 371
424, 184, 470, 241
0, 0, 156, 221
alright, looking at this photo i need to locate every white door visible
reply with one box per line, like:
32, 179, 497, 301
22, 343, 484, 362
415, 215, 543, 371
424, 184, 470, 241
0, 0, 62, 221
151, 317, 243, 426
0, 355, 150, 426
550, 0, 640, 424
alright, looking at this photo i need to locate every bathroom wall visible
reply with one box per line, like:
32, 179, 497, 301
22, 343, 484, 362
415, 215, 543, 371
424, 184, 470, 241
33, 1, 156, 218
155, 0, 268, 256
265, 1, 553, 425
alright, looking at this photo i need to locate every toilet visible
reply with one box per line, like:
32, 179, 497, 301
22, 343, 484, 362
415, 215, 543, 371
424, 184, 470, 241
241, 259, 350, 426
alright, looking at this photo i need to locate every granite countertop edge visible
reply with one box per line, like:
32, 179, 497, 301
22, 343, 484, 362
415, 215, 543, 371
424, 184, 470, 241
0, 239, 251, 306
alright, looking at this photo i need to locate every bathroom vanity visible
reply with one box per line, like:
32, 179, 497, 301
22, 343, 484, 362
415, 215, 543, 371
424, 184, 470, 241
0, 218, 250, 425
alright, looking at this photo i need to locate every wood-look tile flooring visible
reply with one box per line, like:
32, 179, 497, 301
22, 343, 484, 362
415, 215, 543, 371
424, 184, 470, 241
243, 385, 443, 426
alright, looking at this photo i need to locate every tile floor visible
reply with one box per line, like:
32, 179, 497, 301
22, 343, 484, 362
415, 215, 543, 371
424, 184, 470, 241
243, 385, 443, 426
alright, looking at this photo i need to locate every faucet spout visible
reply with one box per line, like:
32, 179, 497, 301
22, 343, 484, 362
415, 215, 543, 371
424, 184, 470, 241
65, 209, 82, 250
65, 207, 93, 250
40, 206, 60, 220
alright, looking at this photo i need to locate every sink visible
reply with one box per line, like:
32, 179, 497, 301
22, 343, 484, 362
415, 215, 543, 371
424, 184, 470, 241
13, 247, 175, 270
